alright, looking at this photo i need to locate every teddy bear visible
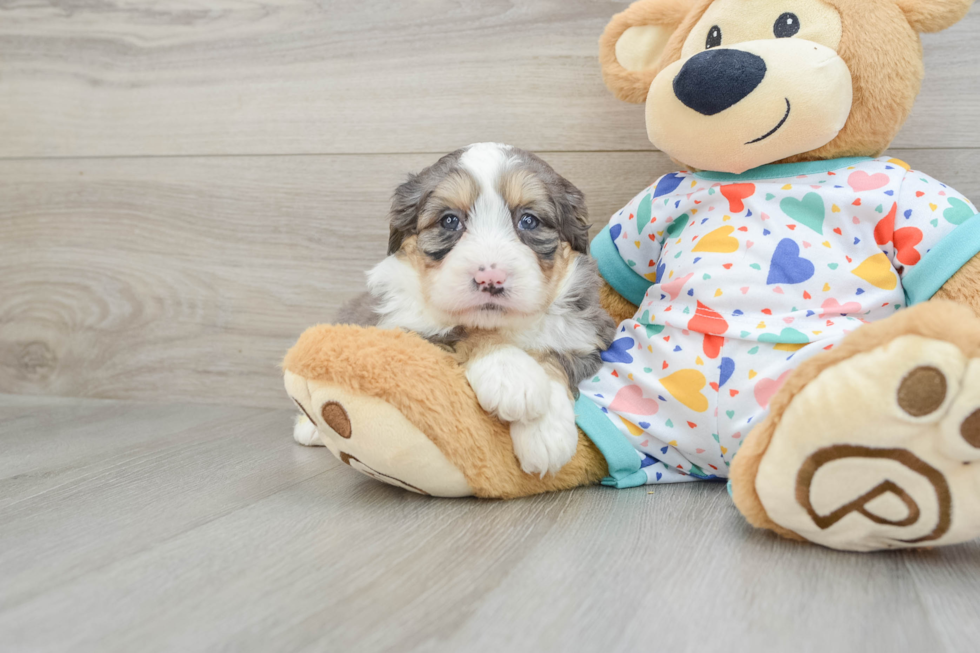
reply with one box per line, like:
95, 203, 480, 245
284, 0, 980, 552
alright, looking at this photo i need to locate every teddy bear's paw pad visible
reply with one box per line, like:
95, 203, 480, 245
319, 402, 351, 439
754, 335, 980, 551
283, 371, 474, 497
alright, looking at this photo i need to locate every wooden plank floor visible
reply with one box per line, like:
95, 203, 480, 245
2, 395, 979, 653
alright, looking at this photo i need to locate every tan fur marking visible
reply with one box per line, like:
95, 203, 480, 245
539, 241, 573, 291
418, 169, 480, 230
500, 167, 550, 213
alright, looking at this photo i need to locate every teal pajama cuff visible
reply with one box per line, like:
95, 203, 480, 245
574, 395, 648, 489
591, 225, 655, 307
903, 213, 980, 305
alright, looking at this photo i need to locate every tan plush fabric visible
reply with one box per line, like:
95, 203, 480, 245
894, 0, 973, 32
599, 0, 705, 103
730, 299, 980, 540
600, 281, 640, 324
598, 0, 971, 165
935, 252, 980, 315
283, 325, 608, 499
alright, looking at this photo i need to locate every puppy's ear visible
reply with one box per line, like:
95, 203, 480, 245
554, 180, 591, 255
892, 0, 973, 33
599, 0, 700, 103
387, 173, 425, 255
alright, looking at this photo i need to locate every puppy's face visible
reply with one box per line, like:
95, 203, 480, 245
387, 143, 590, 330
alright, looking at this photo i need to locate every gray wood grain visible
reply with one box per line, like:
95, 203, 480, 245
0, 397, 977, 653
2, 148, 978, 407
0, 399, 335, 611
0, 1, 976, 157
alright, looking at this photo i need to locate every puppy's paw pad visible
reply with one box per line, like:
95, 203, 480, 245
466, 348, 550, 422
509, 383, 578, 476
292, 414, 324, 447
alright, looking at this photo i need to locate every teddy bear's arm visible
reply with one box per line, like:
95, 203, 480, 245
600, 279, 639, 324
934, 252, 980, 315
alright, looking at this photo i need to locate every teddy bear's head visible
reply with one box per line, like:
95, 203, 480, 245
600, 0, 972, 173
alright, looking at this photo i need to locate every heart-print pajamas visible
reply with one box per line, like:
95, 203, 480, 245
574, 157, 980, 488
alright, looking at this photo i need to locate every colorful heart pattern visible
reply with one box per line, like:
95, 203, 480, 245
586, 156, 978, 485
780, 192, 825, 234
767, 239, 815, 285
692, 226, 740, 253
609, 385, 660, 416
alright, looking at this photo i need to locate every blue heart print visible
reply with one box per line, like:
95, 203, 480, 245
767, 238, 815, 285
609, 223, 622, 241
654, 172, 685, 199
601, 337, 635, 364
718, 357, 735, 388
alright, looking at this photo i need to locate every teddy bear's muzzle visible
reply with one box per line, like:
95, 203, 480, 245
646, 39, 852, 174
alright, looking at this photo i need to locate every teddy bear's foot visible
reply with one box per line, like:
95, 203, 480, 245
282, 325, 609, 499
286, 371, 474, 496
732, 302, 980, 551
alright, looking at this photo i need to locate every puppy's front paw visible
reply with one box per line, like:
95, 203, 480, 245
466, 347, 550, 422
293, 414, 324, 446
509, 381, 579, 477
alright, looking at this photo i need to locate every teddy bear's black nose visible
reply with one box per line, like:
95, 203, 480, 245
673, 49, 767, 116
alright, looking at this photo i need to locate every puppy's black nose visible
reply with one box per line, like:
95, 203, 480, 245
672, 49, 767, 116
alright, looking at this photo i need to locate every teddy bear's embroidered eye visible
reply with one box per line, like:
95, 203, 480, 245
774, 12, 801, 38
706, 25, 722, 49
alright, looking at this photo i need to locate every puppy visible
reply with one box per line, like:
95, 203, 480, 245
295, 143, 615, 476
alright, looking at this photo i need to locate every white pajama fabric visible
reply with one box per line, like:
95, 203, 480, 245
577, 156, 980, 484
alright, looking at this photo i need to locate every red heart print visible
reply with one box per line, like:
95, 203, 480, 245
720, 183, 756, 213
894, 227, 923, 266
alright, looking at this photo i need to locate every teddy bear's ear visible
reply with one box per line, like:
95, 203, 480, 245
893, 0, 974, 33
599, 0, 699, 103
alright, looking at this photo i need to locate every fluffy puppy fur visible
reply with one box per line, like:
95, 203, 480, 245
295, 143, 615, 475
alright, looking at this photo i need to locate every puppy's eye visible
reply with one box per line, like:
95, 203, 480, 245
440, 214, 462, 231
518, 214, 539, 231
706, 25, 722, 49
774, 13, 800, 38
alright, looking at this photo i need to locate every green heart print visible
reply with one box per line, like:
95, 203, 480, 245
780, 192, 826, 234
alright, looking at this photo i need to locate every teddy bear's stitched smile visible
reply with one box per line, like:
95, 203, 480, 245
746, 98, 791, 144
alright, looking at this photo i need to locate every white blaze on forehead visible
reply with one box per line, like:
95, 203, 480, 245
459, 142, 514, 189
458, 142, 518, 236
